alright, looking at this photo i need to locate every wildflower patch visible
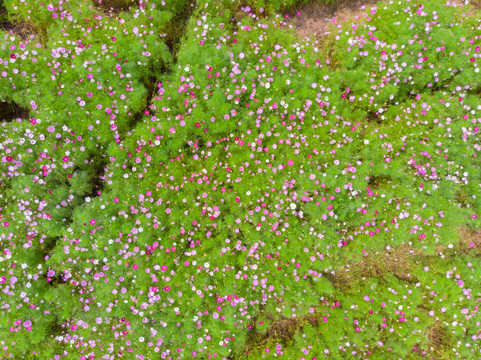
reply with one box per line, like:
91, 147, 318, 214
1, 0, 481, 359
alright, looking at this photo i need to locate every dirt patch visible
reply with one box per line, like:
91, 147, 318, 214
1, 21, 37, 41
425, 322, 451, 359
468, 0, 481, 10
264, 314, 299, 340
244, 313, 314, 356
0, 100, 30, 122
93, 0, 137, 15
291, 0, 380, 39
367, 174, 391, 189
457, 226, 481, 255
433, 227, 481, 256
325, 245, 421, 290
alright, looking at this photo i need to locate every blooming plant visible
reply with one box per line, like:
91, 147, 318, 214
1, 0, 481, 359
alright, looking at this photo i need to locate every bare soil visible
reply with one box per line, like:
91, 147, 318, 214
0, 21, 37, 41
291, 0, 381, 39
93, 0, 137, 15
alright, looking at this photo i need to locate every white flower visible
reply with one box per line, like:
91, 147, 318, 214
204, 262, 210, 269
290, 203, 296, 210
364, 139, 370, 145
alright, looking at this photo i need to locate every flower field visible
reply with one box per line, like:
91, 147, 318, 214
1, 0, 481, 358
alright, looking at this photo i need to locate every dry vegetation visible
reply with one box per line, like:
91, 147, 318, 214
291, 0, 380, 39
324, 245, 421, 290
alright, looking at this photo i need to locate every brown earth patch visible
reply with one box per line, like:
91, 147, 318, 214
457, 226, 481, 255
325, 245, 421, 290
93, 0, 137, 15
1, 21, 38, 41
244, 312, 315, 355
425, 322, 451, 360
291, 0, 381, 40
265, 314, 298, 340
468, 0, 481, 10
0, 100, 30, 122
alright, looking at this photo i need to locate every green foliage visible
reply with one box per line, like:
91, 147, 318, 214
1, 0, 481, 359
